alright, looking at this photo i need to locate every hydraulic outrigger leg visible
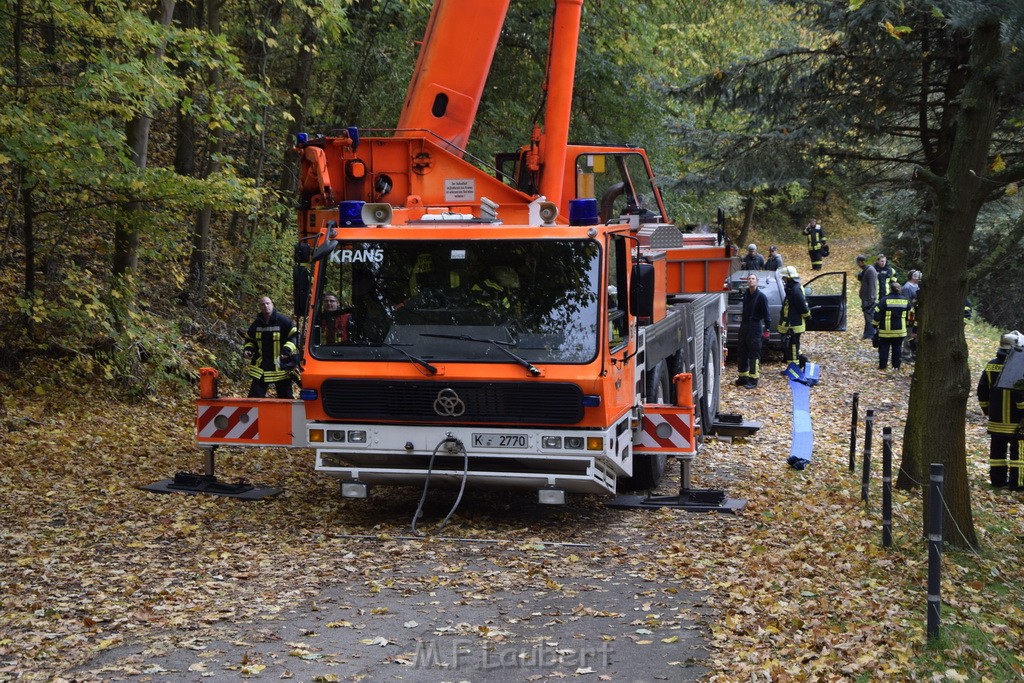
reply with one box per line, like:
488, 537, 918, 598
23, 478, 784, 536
607, 454, 746, 513
140, 445, 283, 500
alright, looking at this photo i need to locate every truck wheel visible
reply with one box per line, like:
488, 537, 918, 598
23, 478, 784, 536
622, 361, 670, 491
699, 326, 721, 437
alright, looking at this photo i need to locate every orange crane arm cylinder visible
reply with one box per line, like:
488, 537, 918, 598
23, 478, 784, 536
538, 0, 583, 205
396, 0, 511, 156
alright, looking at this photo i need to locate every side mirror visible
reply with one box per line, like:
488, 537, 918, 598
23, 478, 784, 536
311, 239, 337, 261
295, 241, 311, 263
629, 263, 656, 318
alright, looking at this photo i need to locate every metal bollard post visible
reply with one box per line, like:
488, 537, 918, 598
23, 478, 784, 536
882, 427, 892, 548
861, 410, 874, 502
927, 463, 943, 641
849, 392, 859, 473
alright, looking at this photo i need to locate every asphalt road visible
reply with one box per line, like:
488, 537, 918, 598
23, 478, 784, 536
75, 493, 714, 682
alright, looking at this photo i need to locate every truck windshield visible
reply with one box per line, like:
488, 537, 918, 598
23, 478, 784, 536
311, 239, 602, 365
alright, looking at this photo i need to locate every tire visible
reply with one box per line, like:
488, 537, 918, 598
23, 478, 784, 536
622, 360, 670, 491
699, 326, 722, 438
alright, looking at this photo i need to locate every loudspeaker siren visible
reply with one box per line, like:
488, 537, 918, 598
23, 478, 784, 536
538, 201, 558, 226
361, 202, 393, 226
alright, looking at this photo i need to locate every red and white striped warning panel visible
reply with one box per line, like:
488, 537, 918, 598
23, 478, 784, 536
197, 405, 259, 440
195, 399, 306, 446
635, 405, 695, 454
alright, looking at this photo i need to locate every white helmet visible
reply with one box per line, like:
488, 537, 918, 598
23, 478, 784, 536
999, 330, 1023, 350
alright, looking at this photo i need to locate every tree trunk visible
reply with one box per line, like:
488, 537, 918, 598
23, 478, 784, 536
19, 168, 36, 340
173, 1, 198, 178
900, 18, 1004, 549
736, 195, 755, 251
112, 0, 176, 280
275, 8, 319, 236
183, 0, 223, 304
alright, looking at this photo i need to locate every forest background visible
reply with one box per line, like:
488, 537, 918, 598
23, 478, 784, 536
1, 0, 1022, 386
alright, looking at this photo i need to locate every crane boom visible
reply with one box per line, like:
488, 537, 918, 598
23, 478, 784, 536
396, 0, 511, 156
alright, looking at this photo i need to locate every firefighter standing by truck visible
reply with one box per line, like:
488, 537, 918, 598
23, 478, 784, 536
977, 331, 1024, 489
734, 273, 771, 389
777, 266, 810, 367
244, 296, 299, 398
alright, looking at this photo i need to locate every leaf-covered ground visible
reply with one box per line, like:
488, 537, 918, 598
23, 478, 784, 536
2, 236, 1023, 682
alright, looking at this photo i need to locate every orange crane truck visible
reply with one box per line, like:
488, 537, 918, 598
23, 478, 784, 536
184, 0, 746, 510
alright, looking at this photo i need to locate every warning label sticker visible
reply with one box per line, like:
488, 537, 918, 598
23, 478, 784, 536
445, 178, 475, 202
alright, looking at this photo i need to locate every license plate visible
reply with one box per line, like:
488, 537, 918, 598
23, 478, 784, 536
471, 433, 528, 448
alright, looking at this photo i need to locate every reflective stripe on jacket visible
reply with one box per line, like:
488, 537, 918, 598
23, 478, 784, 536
245, 311, 298, 382
873, 294, 909, 338
803, 224, 825, 250
777, 281, 810, 334
977, 352, 1024, 434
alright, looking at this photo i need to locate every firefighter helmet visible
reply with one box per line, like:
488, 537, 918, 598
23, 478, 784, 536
999, 330, 1023, 350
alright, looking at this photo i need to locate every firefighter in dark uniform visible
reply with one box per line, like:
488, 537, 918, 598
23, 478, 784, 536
872, 280, 909, 370
802, 218, 826, 271
777, 266, 810, 367
244, 295, 299, 398
977, 331, 1024, 488
735, 273, 771, 389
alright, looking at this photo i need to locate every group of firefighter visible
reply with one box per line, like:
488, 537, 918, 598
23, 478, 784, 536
734, 266, 812, 389
856, 253, 921, 371
978, 330, 1024, 491
735, 226, 1023, 490
735, 219, 833, 388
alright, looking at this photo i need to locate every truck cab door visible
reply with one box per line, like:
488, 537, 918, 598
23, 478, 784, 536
608, 235, 633, 406
803, 271, 848, 331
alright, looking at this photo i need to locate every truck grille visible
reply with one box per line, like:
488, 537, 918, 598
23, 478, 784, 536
321, 380, 585, 425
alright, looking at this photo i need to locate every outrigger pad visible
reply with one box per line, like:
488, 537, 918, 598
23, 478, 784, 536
607, 490, 747, 513
141, 472, 283, 499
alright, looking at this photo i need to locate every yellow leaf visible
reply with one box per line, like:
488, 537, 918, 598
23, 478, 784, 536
661, 636, 679, 643
883, 21, 912, 38
990, 154, 1006, 173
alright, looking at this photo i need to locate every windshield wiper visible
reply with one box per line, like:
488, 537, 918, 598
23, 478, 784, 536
383, 342, 438, 375
421, 333, 541, 377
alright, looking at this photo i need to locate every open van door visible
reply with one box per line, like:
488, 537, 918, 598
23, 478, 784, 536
803, 271, 847, 331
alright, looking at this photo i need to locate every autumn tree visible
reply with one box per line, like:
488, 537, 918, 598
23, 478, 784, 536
668, 0, 1024, 548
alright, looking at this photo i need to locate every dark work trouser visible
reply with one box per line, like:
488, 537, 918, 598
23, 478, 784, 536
783, 333, 802, 365
861, 302, 875, 339
878, 337, 904, 369
989, 433, 1013, 488
737, 326, 763, 381
248, 377, 294, 399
